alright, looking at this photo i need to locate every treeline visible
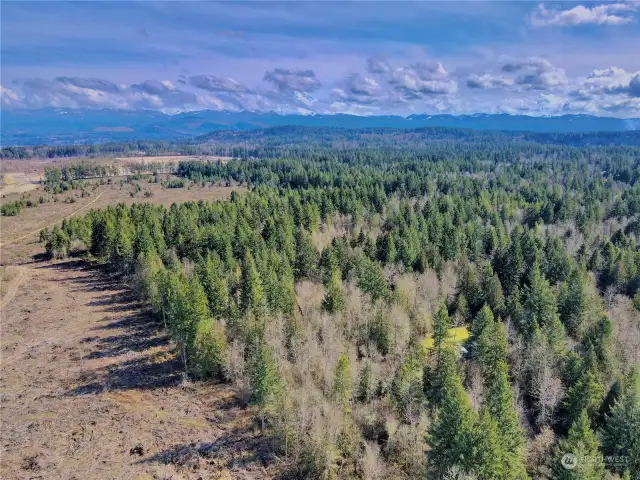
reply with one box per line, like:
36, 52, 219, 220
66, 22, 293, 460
40, 142, 640, 478
3, 125, 640, 159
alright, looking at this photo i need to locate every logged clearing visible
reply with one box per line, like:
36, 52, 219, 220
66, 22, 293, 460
0, 259, 274, 480
113, 155, 232, 165
0, 172, 41, 196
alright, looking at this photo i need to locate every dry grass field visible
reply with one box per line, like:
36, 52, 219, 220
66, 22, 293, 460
0, 260, 275, 480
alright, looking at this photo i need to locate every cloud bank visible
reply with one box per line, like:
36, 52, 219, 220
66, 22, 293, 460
531, 3, 639, 27
3, 56, 639, 117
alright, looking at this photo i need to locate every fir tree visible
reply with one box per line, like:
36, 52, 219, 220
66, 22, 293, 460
601, 371, 640, 478
357, 361, 375, 404
522, 261, 559, 337
240, 250, 267, 320
193, 317, 227, 378
565, 366, 605, 425
477, 314, 528, 479
199, 252, 229, 320
322, 268, 345, 314
427, 347, 477, 477
333, 353, 352, 410
552, 410, 605, 480
433, 301, 452, 353
248, 343, 283, 429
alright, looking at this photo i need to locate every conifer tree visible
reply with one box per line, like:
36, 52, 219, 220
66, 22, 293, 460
565, 366, 605, 424
455, 294, 470, 325
240, 250, 267, 320
249, 343, 283, 430
425, 345, 459, 410
457, 262, 482, 314
333, 353, 352, 410
356, 255, 388, 303
601, 371, 640, 478
199, 252, 229, 319
391, 346, 425, 423
471, 304, 494, 347
433, 301, 452, 353
357, 361, 375, 404
552, 410, 605, 480
427, 347, 477, 477
522, 261, 559, 337
90, 214, 116, 259
472, 408, 506, 480
46, 225, 70, 259
293, 227, 318, 279
193, 317, 227, 378
481, 263, 506, 318
477, 314, 528, 479
322, 267, 345, 314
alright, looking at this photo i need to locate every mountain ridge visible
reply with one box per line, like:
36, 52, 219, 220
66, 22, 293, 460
2, 108, 639, 146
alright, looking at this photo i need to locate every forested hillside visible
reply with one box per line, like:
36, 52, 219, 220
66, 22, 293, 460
3, 125, 640, 160
3, 109, 639, 147
40, 134, 640, 479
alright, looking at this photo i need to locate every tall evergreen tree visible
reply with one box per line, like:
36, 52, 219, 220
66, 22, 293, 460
240, 250, 267, 321
249, 343, 283, 429
333, 353, 352, 410
322, 268, 345, 314
357, 361, 375, 404
601, 371, 640, 478
427, 347, 477, 477
199, 252, 229, 320
553, 410, 605, 480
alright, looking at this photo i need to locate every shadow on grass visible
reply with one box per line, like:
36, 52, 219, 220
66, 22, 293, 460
135, 422, 278, 473
67, 355, 182, 394
51, 258, 182, 395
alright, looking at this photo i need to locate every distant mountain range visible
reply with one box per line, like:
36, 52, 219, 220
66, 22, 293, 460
2, 108, 640, 146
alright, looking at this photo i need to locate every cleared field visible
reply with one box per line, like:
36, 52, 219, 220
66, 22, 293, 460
0, 259, 272, 479
0, 172, 42, 196
113, 155, 232, 164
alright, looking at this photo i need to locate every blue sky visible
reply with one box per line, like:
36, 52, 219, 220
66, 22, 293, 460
1, 1, 639, 117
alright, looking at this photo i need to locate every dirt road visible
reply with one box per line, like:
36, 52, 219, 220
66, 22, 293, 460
0, 189, 107, 248
0, 259, 274, 479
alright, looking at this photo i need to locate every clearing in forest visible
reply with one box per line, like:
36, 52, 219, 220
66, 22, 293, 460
0, 259, 276, 480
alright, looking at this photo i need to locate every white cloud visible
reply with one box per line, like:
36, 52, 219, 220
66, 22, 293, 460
331, 74, 387, 105
628, 73, 640, 97
4, 58, 639, 118
11, 77, 201, 110
365, 58, 457, 100
531, 3, 638, 27
0, 85, 21, 106
389, 61, 457, 97
575, 66, 637, 97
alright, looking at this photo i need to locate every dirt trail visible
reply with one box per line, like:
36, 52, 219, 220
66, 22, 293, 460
0, 259, 275, 479
0, 266, 28, 311
0, 189, 107, 248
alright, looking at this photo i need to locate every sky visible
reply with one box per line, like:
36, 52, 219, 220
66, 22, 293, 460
1, 1, 639, 117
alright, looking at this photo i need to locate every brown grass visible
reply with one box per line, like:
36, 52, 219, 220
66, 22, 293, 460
0, 259, 276, 479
